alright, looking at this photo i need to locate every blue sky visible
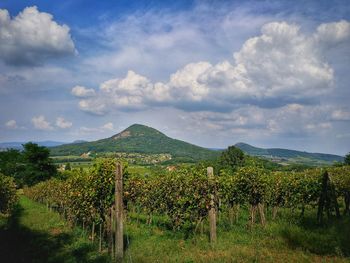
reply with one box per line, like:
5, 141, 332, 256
1, 0, 350, 155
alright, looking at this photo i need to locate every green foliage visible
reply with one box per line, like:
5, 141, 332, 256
24, 159, 350, 239
0, 173, 18, 214
24, 158, 126, 227
21, 142, 57, 186
219, 146, 245, 172
126, 166, 214, 230
65, 162, 71, 171
0, 143, 57, 186
344, 152, 350, 165
0, 149, 24, 184
21, 160, 350, 260
235, 166, 269, 205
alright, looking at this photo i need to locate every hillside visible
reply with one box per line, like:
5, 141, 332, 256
50, 124, 220, 162
235, 142, 344, 166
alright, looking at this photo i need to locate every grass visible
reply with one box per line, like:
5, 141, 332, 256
0, 196, 110, 263
123, 208, 350, 262
128, 165, 152, 176
1, 196, 349, 262
123, 222, 349, 262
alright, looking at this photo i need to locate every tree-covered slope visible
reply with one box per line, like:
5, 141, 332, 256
235, 142, 343, 165
50, 124, 219, 162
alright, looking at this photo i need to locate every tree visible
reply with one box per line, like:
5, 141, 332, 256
21, 142, 57, 186
345, 152, 350, 165
219, 146, 245, 172
65, 162, 72, 171
0, 149, 24, 184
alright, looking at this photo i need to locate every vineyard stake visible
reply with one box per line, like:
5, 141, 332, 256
207, 167, 217, 244
115, 162, 124, 262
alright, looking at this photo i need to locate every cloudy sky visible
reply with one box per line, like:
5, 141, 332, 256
1, 0, 350, 155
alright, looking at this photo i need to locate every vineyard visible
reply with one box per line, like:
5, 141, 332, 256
21, 158, 350, 260
0, 174, 18, 215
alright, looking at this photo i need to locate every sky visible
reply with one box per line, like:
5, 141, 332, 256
0, 0, 350, 155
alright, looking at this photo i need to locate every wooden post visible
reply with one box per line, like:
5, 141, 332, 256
99, 223, 102, 252
258, 203, 266, 226
317, 171, 328, 224
92, 222, 95, 242
207, 167, 217, 244
115, 162, 124, 262
344, 191, 350, 216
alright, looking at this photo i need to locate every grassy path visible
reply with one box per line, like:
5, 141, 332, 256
0, 196, 110, 263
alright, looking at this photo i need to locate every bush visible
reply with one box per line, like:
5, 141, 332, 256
0, 173, 18, 214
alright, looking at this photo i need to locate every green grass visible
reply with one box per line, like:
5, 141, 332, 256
123, 222, 349, 262
128, 165, 152, 176
0, 196, 110, 263
122, 208, 350, 262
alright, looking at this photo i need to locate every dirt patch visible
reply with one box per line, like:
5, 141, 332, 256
50, 228, 63, 236
113, 131, 131, 140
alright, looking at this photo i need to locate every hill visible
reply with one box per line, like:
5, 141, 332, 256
235, 142, 344, 166
50, 124, 220, 162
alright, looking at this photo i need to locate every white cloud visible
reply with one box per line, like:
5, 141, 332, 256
76, 70, 153, 114
55, 117, 72, 129
180, 103, 339, 140
0, 6, 76, 66
314, 20, 350, 47
31, 115, 53, 130
305, 122, 332, 130
78, 122, 115, 134
331, 110, 350, 121
167, 62, 212, 102
5, 120, 18, 129
101, 122, 114, 130
71, 86, 96, 98
81, 1, 290, 81
196, 21, 334, 106
74, 20, 350, 114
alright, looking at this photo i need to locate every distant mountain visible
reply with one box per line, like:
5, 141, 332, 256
0, 140, 67, 150
72, 140, 88, 144
235, 142, 344, 166
50, 124, 220, 162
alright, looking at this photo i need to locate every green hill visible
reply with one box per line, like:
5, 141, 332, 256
50, 124, 220, 162
235, 142, 344, 166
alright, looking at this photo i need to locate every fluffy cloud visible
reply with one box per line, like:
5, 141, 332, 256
314, 20, 350, 47
79, 122, 115, 134
101, 122, 114, 130
73, 71, 153, 114
73, 20, 349, 114
0, 6, 76, 66
71, 86, 96, 98
331, 110, 350, 121
5, 120, 18, 129
55, 117, 72, 129
31, 115, 53, 130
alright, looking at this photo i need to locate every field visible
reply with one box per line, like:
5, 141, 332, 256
19, 161, 350, 262
1, 151, 350, 262
1, 195, 349, 262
